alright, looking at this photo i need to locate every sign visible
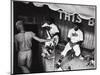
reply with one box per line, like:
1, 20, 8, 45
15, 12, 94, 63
59, 10, 95, 26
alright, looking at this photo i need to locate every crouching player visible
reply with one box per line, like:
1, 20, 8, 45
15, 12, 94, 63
56, 24, 84, 70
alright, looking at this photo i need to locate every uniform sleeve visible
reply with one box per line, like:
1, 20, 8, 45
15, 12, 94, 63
42, 23, 49, 27
68, 29, 72, 38
79, 30, 83, 41
53, 35, 59, 45
50, 24, 59, 33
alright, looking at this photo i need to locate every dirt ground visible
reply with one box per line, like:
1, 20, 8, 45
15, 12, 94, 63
43, 48, 96, 72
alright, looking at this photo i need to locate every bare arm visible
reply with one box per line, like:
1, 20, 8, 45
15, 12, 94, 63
33, 35, 50, 42
31, 32, 50, 43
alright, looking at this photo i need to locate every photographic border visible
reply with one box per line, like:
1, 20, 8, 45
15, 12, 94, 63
11, 0, 97, 74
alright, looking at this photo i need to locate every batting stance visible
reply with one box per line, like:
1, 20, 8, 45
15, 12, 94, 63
41, 17, 59, 59
15, 20, 50, 73
56, 24, 83, 70
41, 17, 60, 71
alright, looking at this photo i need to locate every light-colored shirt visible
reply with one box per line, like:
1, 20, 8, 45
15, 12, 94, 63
68, 28, 83, 43
42, 23, 59, 47
42, 23, 59, 36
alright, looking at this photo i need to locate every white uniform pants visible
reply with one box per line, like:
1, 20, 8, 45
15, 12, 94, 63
61, 42, 81, 57
18, 50, 32, 68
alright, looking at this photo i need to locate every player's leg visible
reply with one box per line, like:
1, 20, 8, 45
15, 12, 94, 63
73, 44, 81, 56
73, 44, 84, 60
26, 50, 32, 69
18, 51, 25, 66
56, 42, 72, 69
61, 42, 72, 57
18, 51, 30, 73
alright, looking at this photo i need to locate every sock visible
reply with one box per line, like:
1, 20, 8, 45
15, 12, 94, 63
56, 55, 64, 68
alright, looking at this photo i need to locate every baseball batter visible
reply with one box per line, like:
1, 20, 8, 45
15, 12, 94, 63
41, 17, 59, 71
41, 18, 59, 59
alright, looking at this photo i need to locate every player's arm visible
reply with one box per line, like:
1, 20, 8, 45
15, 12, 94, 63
79, 30, 83, 41
31, 32, 51, 43
33, 35, 50, 43
53, 35, 59, 46
67, 29, 72, 42
42, 23, 50, 30
76, 30, 83, 44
